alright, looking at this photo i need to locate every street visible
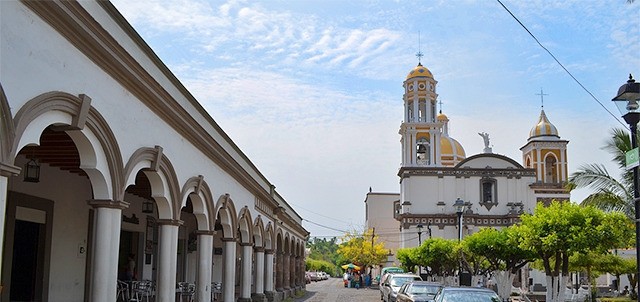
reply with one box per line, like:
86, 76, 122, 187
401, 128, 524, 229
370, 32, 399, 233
296, 278, 380, 302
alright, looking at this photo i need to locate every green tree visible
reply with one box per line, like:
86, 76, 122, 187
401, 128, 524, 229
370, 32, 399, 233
463, 227, 535, 300
416, 238, 459, 284
337, 228, 388, 271
396, 248, 419, 273
306, 237, 340, 276
517, 201, 631, 302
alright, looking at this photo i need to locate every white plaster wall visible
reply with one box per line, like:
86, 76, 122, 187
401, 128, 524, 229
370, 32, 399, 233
365, 193, 401, 252
0, 1, 293, 230
8, 159, 92, 302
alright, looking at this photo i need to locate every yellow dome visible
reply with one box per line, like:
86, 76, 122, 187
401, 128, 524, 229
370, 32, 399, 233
440, 136, 466, 166
437, 112, 449, 121
406, 63, 434, 80
529, 110, 559, 138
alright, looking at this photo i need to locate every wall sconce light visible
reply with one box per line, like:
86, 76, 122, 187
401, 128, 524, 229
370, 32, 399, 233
23, 158, 41, 183
142, 200, 154, 214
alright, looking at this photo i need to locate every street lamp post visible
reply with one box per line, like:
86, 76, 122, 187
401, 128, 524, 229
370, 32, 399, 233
454, 198, 465, 286
417, 224, 423, 246
454, 198, 465, 242
612, 74, 640, 300
427, 221, 432, 239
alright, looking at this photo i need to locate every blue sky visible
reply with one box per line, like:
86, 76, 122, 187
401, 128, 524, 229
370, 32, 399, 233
111, 0, 640, 238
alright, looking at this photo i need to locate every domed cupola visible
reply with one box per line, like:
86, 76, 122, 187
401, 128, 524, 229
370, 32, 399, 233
528, 110, 559, 140
406, 62, 434, 80
438, 111, 466, 166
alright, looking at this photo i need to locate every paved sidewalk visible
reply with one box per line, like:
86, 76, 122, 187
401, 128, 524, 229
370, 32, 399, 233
295, 278, 379, 302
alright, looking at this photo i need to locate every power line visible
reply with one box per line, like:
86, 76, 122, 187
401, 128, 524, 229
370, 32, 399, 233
303, 219, 349, 234
495, 0, 628, 129
292, 203, 355, 226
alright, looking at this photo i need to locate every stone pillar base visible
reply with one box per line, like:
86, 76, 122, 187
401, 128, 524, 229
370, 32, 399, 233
265, 291, 275, 302
251, 293, 266, 302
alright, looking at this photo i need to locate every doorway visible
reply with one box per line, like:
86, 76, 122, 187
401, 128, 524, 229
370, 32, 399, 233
10, 220, 46, 301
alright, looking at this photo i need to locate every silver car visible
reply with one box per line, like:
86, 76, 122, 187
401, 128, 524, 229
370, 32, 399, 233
381, 273, 423, 302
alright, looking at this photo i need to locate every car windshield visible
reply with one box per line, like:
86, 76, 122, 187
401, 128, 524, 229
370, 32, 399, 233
409, 284, 441, 295
390, 277, 420, 287
441, 290, 501, 302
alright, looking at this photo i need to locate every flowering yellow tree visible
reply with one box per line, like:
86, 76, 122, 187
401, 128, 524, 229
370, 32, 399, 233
337, 228, 388, 270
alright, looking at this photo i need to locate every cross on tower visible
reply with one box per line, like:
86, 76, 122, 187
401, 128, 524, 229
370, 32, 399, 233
535, 88, 548, 108
438, 99, 443, 113
416, 31, 424, 64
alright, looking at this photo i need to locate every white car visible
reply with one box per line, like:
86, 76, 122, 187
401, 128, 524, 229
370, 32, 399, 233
381, 273, 423, 302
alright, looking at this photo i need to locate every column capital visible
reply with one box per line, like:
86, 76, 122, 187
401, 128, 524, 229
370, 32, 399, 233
239, 242, 253, 247
221, 237, 237, 242
157, 219, 183, 226
194, 230, 216, 236
265, 249, 275, 255
254, 246, 265, 253
0, 162, 20, 177
87, 199, 129, 210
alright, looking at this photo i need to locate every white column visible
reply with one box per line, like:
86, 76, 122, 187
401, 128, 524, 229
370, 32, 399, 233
265, 250, 275, 292
197, 231, 215, 302
240, 243, 253, 300
536, 149, 542, 181
411, 132, 417, 165
255, 247, 265, 294
0, 170, 15, 277
283, 252, 290, 290
87, 200, 128, 302
157, 220, 180, 302
560, 147, 567, 182
413, 94, 419, 122
223, 238, 237, 302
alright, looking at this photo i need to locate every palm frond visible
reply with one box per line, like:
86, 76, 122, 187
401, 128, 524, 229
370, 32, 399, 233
580, 191, 633, 219
569, 163, 629, 198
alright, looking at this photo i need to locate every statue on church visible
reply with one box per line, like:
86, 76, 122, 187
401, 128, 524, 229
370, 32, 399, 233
478, 132, 492, 153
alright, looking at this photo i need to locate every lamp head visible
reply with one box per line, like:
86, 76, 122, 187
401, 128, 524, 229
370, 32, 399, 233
454, 198, 465, 214
613, 74, 640, 115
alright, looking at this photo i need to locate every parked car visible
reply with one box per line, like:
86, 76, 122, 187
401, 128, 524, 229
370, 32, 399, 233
429, 286, 501, 302
308, 271, 320, 282
396, 281, 442, 302
381, 273, 423, 302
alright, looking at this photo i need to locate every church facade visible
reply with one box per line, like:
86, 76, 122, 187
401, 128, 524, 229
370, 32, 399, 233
365, 61, 570, 279
0, 1, 307, 302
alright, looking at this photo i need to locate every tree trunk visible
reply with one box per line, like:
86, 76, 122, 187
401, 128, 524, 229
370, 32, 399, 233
493, 270, 516, 301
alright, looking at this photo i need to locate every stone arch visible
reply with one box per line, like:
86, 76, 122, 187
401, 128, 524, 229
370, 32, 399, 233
543, 152, 559, 183
123, 146, 180, 220
253, 216, 265, 248
12, 91, 123, 200
180, 175, 215, 231
237, 206, 254, 244
214, 194, 238, 239
264, 222, 274, 251
0, 83, 15, 166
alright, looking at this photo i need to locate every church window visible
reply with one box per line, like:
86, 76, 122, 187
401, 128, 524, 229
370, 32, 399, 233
479, 178, 498, 210
418, 83, 426, 90
407, 101, 414, 122
545, 156, 558, 183
419, 99, 426, 122
408, 84, 414, 91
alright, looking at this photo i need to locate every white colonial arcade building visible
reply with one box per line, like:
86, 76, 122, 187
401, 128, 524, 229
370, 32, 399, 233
365, 60, 570, 285
0, 1, 307, 302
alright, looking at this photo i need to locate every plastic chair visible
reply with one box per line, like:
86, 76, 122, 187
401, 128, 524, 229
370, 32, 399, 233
130, 280, 153, 302
211, 282, 222, 301
117, 280, 130, 302
177, 282, 195, 302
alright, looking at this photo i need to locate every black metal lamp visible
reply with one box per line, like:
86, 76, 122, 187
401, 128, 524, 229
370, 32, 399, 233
23, 158, 40, 183
142, 200, 154, 214
612, 74, 640, 294
416, 224, 423, 245
454, 198, 464, 241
